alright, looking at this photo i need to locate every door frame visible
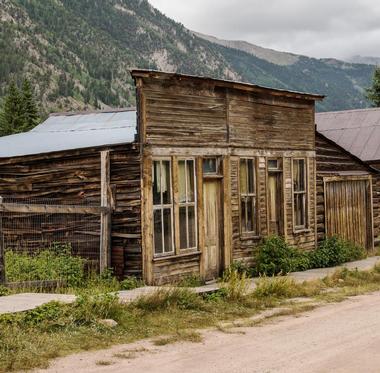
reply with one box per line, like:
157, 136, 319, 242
323, 175, 374, 250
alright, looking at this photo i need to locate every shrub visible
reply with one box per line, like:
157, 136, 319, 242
254, 277, 299, 299
308, 237, 366, 269
220, 268, 250, 301
120, 276, 144, 290
177, 274, 204, 288
253, 236, 310, 276
5, 244, 85, 286
72, 292, 123, 324
0, 285, 10, 297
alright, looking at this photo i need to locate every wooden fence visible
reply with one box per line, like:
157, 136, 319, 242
0, 194, 112, 286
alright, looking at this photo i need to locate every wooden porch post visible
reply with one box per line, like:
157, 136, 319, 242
100, 151, 112, 272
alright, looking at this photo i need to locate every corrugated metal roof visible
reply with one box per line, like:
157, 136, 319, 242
0, 110, 137, 158
316, 108, 380, 162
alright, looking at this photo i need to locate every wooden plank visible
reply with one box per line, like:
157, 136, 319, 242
0, 203, 107, 215
0, 199, 4, 284
223, 155, 232, 268
100, 150, 111, 272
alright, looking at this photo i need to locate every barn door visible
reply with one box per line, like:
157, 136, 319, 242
203, 180, 222, 280
268, 172, 284, 236
324, 178, 373, 249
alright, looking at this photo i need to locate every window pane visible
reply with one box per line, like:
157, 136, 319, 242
294, 193, 305, 227
247, 159, 255, 194
268, 159, 278, 170
293, 159, 305, 192
240, 160, 247, 194
179, 206, 187, 249
246, 196, 255, 233
163, 208, 173, 252
154, 210, 163, 254
203, 158, 217, 174
188, 206, 196, 248
153, 161, 161, 205
178, 161, 186, 203
241, 198, 247, 232
161, 161, 171, 204
187, 160, 195, 202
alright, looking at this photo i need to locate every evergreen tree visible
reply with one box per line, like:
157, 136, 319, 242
366, 66, 380, 107
0, 81, 25, 136
21, 78, 40, 129
0, 79, 40, 137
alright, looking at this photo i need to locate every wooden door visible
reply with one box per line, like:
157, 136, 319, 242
203, 180, 221, 280
325, 179, 372, 249
268, 173, 283, 235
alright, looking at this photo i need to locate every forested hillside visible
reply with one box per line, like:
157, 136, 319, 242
0, 0, 375, 113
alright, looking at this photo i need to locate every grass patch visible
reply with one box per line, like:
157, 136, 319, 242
95, 360, 114, 366
2, 266, 380, 372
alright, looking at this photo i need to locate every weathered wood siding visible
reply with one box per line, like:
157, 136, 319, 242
316, 133, 379, 249
137, 73, 317, 283
0, 144, 142, 278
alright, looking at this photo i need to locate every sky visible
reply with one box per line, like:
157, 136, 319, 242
148, 0, 380, 60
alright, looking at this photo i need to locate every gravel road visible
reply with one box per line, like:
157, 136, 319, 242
39, 292, 380, 373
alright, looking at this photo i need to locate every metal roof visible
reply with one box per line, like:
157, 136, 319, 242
316, 108, 380, 162
0, 110, 137, 158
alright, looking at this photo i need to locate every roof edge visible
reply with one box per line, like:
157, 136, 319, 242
316, 107, 380, 116
131, 69, 325, 101
49, 107, 136, 117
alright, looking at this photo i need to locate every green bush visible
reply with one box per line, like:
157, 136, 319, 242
220, 268, 250, 301
308, 237, 366, 268
120, 276, 144, 290
253, 236, 310, 276
5, 244, 85, 286
0, 286, 10, 297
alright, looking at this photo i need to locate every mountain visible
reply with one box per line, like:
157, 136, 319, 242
349, 56, 380, 66
0, 0, 376, 114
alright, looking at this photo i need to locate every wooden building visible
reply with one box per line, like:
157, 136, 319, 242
316, 110, 380, 250
0, 70, 377, 285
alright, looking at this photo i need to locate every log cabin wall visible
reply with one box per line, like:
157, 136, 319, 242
134, 71, 319, 284
0, 143, 142, 279
315, 133, 380, 250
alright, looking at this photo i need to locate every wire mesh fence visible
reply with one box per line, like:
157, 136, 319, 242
0, 196, 102, 286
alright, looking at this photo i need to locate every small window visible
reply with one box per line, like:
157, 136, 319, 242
153, 160, 174, 255
293, 159, 307, 229
178, 159, 197, 249
268, 159, 279, 170
240, 158, 257, 234
203, 158, 218, 174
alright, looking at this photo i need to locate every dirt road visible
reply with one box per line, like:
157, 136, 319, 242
40, 292, 380, 373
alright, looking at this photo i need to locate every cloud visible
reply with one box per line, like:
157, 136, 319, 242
149, 0, 380, 59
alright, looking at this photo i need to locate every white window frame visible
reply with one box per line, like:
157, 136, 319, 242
152, 158, 175, 256
239, 157, 258, 235
178, 158, 198, 250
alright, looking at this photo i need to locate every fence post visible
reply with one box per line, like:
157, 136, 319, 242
100, 151, 112, 272
0, 196, 5, 285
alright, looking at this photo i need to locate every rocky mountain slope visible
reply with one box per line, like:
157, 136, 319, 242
0, 0, 375, 113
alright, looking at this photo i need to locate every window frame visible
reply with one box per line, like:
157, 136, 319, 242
239, 157, 259, 237
152, 158, 175, 257
178, 158, 198, 251
292, 158, 308, 232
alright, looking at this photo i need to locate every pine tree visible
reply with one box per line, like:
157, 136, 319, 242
21, 78, 40, 130
0, 81, 25, 136
366, 66, 380, 107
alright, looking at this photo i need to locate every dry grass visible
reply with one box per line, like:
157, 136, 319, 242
2, 265, 380, 372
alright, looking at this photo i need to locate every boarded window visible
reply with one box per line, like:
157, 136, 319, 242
240, 158, 257, 234
293, 159, 307, 229
152, 160, 173, 255
178, 159, 197, 249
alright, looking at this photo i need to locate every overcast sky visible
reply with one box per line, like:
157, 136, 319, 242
148, 0, 380, 59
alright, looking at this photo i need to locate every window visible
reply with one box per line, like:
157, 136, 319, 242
293, 159, 307, 230
178, 159, 197, 249
153, 160, 174, 255
203, 158, 219, 175
240, 158, 257, 234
